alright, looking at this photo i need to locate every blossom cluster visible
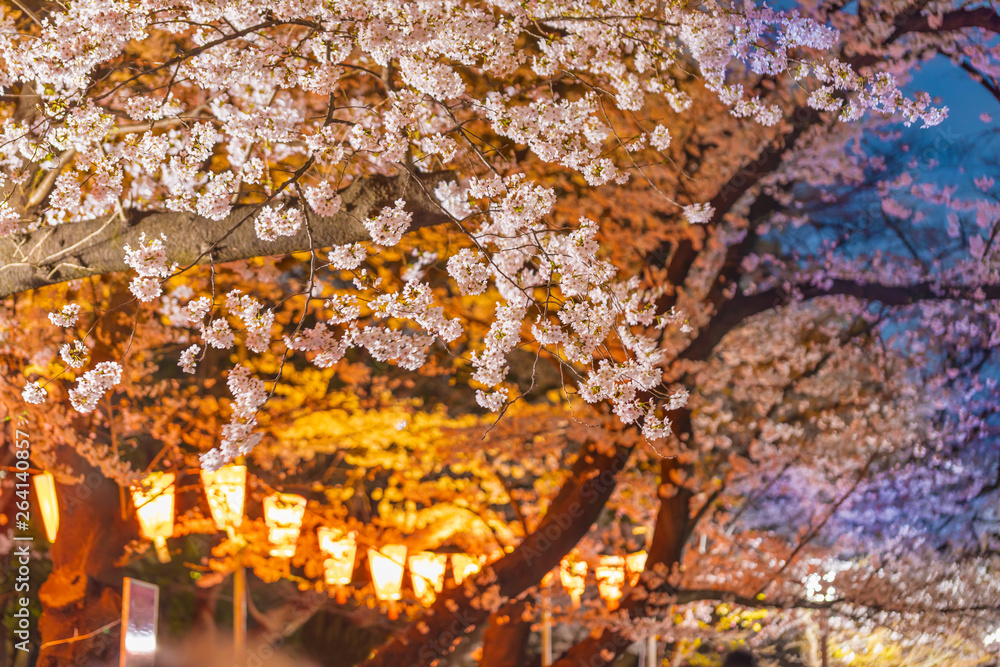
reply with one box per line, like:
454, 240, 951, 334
59, 340, 89, 368
226, 290, 274, 353
200, 365, 267, 470
364, 199, 412, 247
123, 233, 171, 301
48, 303, 80, 328
68, 361, 123, 413
22, 382, 46, 404
328, 243, 367, 270
3, 0, 954, 448
255, 205, 303, 242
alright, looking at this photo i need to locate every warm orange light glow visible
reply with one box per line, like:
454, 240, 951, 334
33, 472, 59, 543
625, 550, 647, 587
368, 545, 407, 603
595, 555, 625, 610
263, 493, 306, 558
559, 555, 587, 609
201, 465, 246, 534
131, 472, 175, 563
450, 553, 482, 585
409, 552, 447, 605
318, 527, 357, 602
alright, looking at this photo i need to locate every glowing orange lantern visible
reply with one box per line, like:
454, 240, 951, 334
625, 550, 647, 587
368, 544, 407, 619
595, 555, 625, 610
318, 527, 357, 603
559, 555, 587, 609
451, 553, 482, 585
263, 493, 306, 558
201, 465, 246, 537
33, 472, 59, 543
409, 552, 447, 605
131, 472, 175, 563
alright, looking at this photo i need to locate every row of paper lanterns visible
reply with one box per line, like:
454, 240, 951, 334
555, 551, 647, 611
35, 465, 649, 613
128, 467, 488, 612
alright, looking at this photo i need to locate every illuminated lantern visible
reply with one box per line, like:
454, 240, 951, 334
201, 465, 246, 537
131, 472, 176, 563
263, 493, 306, 558
409, 552, 447, 605
625, 550, 647, 587
318, 527, 357, 603
559, 555, 587, 609
33, 472, 59, 543
451, 553, 482, 585
595, 555, 626, 610
368, 545, 407, 619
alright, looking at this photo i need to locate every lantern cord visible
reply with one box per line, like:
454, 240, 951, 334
38, 619, 122, 651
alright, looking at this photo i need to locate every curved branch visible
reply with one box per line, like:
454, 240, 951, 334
551, 419, 694, 667
680, 279, 1000, 362
361, 439, 634, 667
0, 171, 451, 298
960, 61, 1000, 106
651, 109, 819, 313
887, 7, 1000, 44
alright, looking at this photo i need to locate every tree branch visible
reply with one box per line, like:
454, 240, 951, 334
680, 279, 1000, 362
551, 419, 694, 667
887, 7, 1000, 44
0, 171, 451, 298
360, 439, 634, 667
960, 61, 1000, 106
651, 109, 819, 313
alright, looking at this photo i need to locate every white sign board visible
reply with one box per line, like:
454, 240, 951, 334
120, 577, 159, 667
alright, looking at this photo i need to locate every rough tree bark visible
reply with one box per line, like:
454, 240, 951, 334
36, 452, 134, 667
0, 171, 450, 299
359, 439, 634, 667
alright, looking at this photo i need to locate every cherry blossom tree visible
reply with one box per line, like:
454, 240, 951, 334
1, 0, 998, 665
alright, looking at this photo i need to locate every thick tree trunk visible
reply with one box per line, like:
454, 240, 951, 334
360, 439, 633, 667
0, 171, 449, 298
36, 453, 134, 667
479, 599, 532, 667
550, 411, 694, 667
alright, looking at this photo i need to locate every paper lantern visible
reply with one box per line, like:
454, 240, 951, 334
33, 472, 59, 543
131, 472, 175, 563
559, 555, 587, 609
625, 550, 647, 587
450, 553, 482, 585
369, 545, 406, 600
595, 555, 625, 610
369, 544, 406, 618
318, 527, 357, 603
263, 493, 306, 558
201, 465, 246, 536
409, 552, 447, 605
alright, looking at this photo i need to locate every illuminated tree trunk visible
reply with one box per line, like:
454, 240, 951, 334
550, 414, 694, 667
479, 599, 532, 667
36, 453, 133, 667
360, 439, 633, 667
